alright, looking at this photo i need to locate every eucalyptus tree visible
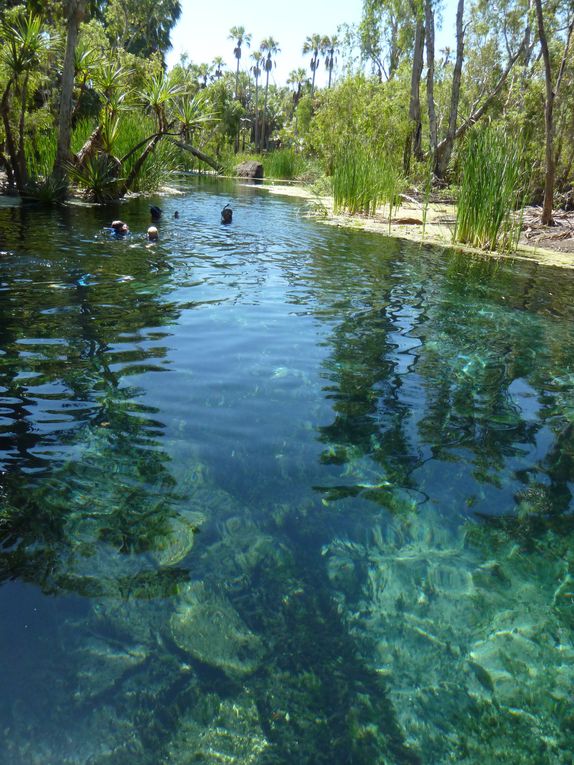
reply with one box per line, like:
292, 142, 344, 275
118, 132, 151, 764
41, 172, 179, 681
360, 1, 423, 170
359, 0, 415, 80
228, 25, 251, 99
534, 0, 574, 224
430, 0, 533, 181
322, 34, 338, 88
303, 33, 322, 97
406, 0, 424, 168
260, 36, 280, 150
250, 50, 263, 150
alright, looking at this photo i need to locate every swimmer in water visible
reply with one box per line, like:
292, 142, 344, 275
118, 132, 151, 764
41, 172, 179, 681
110, 220, 129, 236
221, 204, 232, 224
147, 226, 159, 241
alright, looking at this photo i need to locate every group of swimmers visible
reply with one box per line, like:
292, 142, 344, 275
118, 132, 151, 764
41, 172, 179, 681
108, 205, 169, 241
107, 203, 233, 241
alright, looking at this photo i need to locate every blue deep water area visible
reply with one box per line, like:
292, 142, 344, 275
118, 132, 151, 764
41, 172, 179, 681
0, 179, 573, 764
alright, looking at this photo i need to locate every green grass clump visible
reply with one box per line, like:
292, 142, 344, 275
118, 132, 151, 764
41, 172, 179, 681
454, 128, 524, 252
263, 148, 306, 180
332, 142, 402, 216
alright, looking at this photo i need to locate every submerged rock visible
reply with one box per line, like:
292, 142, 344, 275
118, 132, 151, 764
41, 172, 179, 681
73, 638, 149, 701
170, 581, 264, 678
165, 693, 269, 764
149, 510, 205, 567
323, 508, 574, 763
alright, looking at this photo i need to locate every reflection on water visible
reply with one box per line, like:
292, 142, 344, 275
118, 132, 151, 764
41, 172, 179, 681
1, 180, 574, 763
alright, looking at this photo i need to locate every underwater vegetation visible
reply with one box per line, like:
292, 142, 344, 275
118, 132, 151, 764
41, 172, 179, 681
1, 190, 574, 763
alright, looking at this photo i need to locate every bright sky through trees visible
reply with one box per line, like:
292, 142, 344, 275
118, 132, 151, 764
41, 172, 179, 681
167, 0, 458, 85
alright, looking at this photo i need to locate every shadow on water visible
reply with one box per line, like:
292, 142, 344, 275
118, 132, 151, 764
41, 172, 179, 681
1, 182, 574, 762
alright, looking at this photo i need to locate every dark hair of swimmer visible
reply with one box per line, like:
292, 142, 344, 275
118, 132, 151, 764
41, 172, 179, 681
150, 205, 162, 221
174, 211, 179, 219
111, 220, 129, 234
221, 204, 232, 224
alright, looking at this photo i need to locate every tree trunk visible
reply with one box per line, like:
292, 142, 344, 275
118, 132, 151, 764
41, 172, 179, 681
17, 71, 29, 188
404, 9, 425, 173
434, 33, 527, 158
74, 124, 103, 167
53, 0, 86, 194
434, 0, 464, 179
425, 0, 437, 161
168, 138, 223, 173
254, 79, 259, 151
118, 134, 162, 197
261, 71, 270, 151
535, 0, 555, 224
0, 79, 23, 192
310, 57, 317, 98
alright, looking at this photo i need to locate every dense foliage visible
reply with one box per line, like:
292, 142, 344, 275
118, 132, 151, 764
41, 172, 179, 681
0, 0, 573, 238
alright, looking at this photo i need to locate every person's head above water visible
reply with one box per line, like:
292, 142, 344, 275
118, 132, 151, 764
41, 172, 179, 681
111, 220, 129, 234
147, 226, 159, 241
150, 205, 162, 221
221, 204, 232, 224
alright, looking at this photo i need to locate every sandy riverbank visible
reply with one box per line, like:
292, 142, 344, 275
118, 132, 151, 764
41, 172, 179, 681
257, 182, 574, 271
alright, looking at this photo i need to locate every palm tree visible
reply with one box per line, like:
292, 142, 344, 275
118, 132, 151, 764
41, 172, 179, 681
195, 62, 210, 89
228, 26, 251, 100
287, 68, 308, 104
287, 68, 308, 134
212, 56, 225, 79
250, 50, 263, 150
302, 33, 322, 98
259, 36, 280, 151
322, 35, 338, 88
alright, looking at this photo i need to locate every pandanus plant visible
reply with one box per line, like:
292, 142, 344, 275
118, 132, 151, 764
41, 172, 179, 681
0, 11, 52, 192
174, 91, 215, 144
112, 70, 184, 195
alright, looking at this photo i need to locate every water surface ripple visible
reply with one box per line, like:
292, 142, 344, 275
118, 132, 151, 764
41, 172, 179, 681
0, 180, 573, 764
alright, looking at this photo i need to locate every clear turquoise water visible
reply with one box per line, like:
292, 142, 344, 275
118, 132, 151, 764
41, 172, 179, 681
0, 180, 573, 764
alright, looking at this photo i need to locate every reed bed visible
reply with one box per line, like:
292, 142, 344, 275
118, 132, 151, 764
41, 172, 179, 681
332, 142, 402, 217
263, 148, 306, 180
454, 128, 524, 252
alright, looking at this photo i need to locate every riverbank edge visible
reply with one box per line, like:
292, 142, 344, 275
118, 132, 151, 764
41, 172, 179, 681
256, 182, 574, 271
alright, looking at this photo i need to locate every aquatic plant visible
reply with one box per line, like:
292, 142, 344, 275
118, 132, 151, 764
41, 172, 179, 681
332, 141, 403, 217
264, 148, 306, 180
454, 127, 525, 251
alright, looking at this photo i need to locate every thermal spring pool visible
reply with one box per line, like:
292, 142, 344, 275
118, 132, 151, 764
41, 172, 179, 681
0, 180, 573, 764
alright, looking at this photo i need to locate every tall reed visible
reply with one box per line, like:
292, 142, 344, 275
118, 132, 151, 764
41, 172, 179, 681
454, 127, 524, 252
264, 148, 306, 180
332, 142, 402, 217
